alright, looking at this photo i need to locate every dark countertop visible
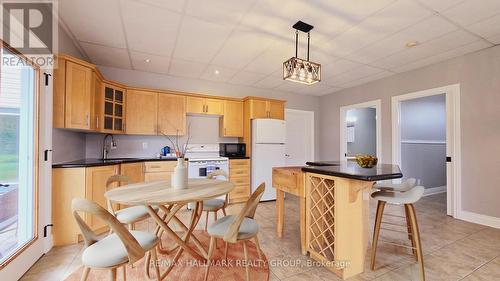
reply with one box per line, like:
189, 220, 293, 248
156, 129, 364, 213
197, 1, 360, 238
52, 157, 177, 168
227, 156, 250, 160
302, 161, 402, 181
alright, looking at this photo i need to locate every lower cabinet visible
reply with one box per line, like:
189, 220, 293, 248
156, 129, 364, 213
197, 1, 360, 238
228, 159, 251, 203
52, 165, 119, 246
120, 162, 144, 184
144, 161, 176, 182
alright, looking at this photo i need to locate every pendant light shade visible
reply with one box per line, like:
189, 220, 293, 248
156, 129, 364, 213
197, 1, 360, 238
283, 21, 321, 85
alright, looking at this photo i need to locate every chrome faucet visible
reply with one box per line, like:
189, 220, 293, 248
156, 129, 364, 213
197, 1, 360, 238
102, 134, 116, 160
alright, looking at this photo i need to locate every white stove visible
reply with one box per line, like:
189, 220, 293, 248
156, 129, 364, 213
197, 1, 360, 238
185, 144, 229, 179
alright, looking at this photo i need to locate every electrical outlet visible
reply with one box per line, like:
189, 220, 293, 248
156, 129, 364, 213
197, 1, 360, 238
142, 142, 148, 149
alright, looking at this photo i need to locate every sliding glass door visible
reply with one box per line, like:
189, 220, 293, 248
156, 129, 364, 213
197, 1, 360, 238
0, 45, 40, 274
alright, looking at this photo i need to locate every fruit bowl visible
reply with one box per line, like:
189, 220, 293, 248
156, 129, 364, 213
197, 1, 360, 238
355, 155, 378, 168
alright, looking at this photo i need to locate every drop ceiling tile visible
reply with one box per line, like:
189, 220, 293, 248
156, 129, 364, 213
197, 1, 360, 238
59, 0, 127, 48
392, 40, 492, 73
173, 16, 233, 63
466, 14, 500, 40
442, 0, 500, 26
372, 29, 479, 70
325, 65, 385, 86
320, 0, 433, 57
211, 29, 276, 69
253, 72, 285, 89
416, 0, 466, 12
321, 59, 364, 77
200, 65, 239, 82
80, 42, 131, 69
229, 71, 267, 86
131, 0, 186, 13
346, 15, 457, 64
121, 0, 182, 56
130, 51, 170, 74
244, 40, 289, 74
185, 0, 256, 26
168, 59, 206, 79
338, 71, 393, 88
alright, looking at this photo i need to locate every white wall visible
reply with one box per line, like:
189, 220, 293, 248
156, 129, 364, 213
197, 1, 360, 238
319, 45, 500, 219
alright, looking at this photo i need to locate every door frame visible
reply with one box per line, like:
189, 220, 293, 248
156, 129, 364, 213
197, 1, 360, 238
285, 108, 315, 162
391, 84, 461, 217
0, 47, 52, 280
340, 100, 382, 162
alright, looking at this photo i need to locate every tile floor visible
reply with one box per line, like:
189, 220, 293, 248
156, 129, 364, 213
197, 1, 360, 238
19, 193, 500, 281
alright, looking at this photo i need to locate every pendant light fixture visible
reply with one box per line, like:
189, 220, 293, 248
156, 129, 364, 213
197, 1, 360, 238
283, 21, 321, 85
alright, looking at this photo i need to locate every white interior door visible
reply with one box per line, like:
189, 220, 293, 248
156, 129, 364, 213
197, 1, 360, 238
285, 109, 314, 165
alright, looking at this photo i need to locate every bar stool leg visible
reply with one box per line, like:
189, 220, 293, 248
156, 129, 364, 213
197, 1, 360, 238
406, 204, 425, 281
404, 204, 417, 258
371, 200, 386, 270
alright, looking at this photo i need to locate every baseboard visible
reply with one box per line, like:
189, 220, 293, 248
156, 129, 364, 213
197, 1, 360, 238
423, 185, 446, 196
458, 210, 500, 229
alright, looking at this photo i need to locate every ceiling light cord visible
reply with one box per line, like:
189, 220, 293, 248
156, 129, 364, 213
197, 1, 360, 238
307, 32, 310, 61
295, 30, 298, 58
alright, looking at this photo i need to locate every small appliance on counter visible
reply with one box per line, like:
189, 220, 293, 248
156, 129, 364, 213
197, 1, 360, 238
219, 143, 246, 158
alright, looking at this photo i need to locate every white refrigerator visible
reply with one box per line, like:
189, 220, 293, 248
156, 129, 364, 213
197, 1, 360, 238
251, 119, 286, 201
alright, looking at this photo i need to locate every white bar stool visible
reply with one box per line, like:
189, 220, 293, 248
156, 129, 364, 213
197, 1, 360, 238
371, 185, 425, 281
373, 178, 416, 192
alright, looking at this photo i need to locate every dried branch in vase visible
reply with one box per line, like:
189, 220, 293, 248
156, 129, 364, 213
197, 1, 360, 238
161, 122, 192, 158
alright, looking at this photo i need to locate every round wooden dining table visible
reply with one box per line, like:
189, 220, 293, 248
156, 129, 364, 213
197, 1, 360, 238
104, 178, 234, 280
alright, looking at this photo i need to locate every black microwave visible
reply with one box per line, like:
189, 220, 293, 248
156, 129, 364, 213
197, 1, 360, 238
219, 143, 246, 157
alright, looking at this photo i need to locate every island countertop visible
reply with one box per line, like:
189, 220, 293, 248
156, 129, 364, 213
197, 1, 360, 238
302, 160, 402, 181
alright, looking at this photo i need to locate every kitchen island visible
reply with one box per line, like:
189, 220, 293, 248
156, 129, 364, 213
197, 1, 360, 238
272, 161, 402, 280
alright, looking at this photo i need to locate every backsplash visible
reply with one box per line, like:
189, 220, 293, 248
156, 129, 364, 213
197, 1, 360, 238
84, 115, 238, 159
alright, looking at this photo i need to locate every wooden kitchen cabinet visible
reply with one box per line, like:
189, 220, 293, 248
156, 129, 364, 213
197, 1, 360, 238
186, 96, 223, 115
220, 100, 243, 137
52, 165, 119, 245
64, 61, 93, 130
125, 90, 158, 135
158, 93, 186, 135
120, 162, 144, 184
246, 97, 285, 120
96, 82, 126, 133
228, 159, 251, 203
144, 161, 176, 182
268, 100, 285, 119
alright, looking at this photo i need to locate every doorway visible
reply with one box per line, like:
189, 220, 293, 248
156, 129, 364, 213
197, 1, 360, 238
0, 45, 51, 279
340, 100, 382, 162
392, 84, 461, 217
285, 109, 314, 165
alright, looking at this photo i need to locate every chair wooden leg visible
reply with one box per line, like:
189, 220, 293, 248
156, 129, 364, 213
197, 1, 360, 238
81, 267, 90, 281
205, 211, 209, 231
242, 241, 250, 281
224, 242, 228, 261
151, 247, 161, 281
404, 204, 417, 258
254, 235, 262, 260
109, 268, 117, 281
222, 207, 227, 216
214, 212, 218, 248
204, 236, 216, 281
370, 200, 386, 271
122, 265, 126, 281
407, 204, 425, 281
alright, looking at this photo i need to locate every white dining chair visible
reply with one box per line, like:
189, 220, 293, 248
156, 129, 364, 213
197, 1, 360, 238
204, 182, 265, 281
202, 170, 229, 231
72, 198, 161, 281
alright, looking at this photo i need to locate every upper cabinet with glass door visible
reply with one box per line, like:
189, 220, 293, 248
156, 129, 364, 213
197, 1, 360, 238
95, 82, 126, 133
